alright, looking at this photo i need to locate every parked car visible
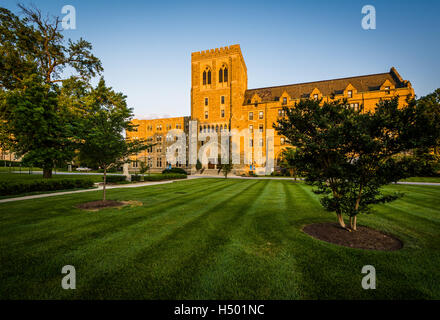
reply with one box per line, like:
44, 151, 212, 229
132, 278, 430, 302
76, 167, 92, 172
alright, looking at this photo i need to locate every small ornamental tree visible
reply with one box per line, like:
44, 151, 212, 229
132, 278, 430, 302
275, 96, 439, 231
279, 147, 301, 180
139, 159, 150, 181
78, 79, 149, 201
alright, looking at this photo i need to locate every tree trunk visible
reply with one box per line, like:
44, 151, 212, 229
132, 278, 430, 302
103, 167, 107, 201
350, 216, 357, 231
43, 167, 52, 179
337, 213, 346, 228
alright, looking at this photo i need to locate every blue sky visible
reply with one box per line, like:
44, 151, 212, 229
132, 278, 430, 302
3, 0, 440, 118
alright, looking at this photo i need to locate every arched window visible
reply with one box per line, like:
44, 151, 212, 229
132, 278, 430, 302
200, 126, 202, 132
219, 64, 228, 83
216, 125, 219, 132
220, 124, 223, 132
203, 66, 212, 85
204, 125, 206, 133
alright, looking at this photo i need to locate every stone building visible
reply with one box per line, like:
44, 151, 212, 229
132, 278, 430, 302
127, 44, 415, 174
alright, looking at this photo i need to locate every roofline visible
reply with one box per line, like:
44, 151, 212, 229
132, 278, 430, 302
245, 71, 395, 92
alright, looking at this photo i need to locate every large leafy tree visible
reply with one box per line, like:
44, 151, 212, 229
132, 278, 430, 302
0, 75, 79, 176
78, 79, 149, 201
275, 96, 439, 231
0, 5, 102, 178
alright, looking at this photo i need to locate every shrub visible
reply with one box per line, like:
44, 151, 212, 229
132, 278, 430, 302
143, 174, 187, 181
0, 179, 94, 196
0, 160, 21, 167
131, 175, 141, 182
162, 168, 188, 175
104, 175, 127, 183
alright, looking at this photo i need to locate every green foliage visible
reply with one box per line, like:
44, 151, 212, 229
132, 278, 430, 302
279, 147, 302, 179
196, 159, 202, 171
78, 79, 149, 172
275, 96, 440, 221
0, 178, 94, 196
407, 148, 440, 177
104, 175, 127, 183
162, 167, 188, 175
144, 173, 187, 181
0, 5, 103, 178
0, 75, 78, 176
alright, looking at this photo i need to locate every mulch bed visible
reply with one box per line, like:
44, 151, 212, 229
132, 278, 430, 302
76, 200, 126, 210
303, 222, 403, 251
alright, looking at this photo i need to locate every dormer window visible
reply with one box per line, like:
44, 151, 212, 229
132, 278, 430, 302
348, 90, 353, 98
313, 94, 319, 100
385, 86, 390, 94
282, 97, 287, 105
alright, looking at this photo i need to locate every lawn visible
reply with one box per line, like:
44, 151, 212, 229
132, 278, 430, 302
0, 178, 439, 299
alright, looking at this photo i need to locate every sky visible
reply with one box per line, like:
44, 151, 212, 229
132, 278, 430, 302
2, 0, 440, 119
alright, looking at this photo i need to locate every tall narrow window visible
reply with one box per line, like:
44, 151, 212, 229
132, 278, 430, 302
207, 70, 211, 84
348, 90, 353, 98
203, 71, 207, 85
224, 68, 228, 82
259, 111, 264, 119
249, 112, 253, 120
221, 96, 225, 104
205, 111, 208, 119
221, 109, 225, 118
205, 97, 208, 106
219, 69, 223, 83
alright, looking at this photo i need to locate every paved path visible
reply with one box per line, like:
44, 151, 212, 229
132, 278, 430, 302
393, 181, 440, 186
12, 171, 122, 176
1, 176, 439, 204
0, 180, 176, 204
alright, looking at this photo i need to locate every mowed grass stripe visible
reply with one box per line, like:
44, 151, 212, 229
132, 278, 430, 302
75, 179, 264, 299
0, 180, 251, 298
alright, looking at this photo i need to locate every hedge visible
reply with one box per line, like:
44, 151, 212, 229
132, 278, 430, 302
162, 168, 188, 175
104, 175, 127, 183
0, 178, 95, 196
131, 173, 187, 182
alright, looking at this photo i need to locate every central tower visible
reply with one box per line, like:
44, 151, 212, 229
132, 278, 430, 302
190, 45, 248, 133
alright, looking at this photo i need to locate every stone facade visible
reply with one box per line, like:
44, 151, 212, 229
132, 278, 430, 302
128, 44, 415, 174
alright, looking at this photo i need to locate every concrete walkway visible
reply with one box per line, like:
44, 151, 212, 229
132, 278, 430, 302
392, 181, 440, 186
0, 180, 176, 204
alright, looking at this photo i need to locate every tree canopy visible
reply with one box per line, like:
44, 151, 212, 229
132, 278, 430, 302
275, 96, 440, 230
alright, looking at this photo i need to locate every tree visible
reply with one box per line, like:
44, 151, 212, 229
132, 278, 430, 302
275, 96, 439, 231
78, 79, 149, 201
0, 75, 78, 177
417, 89, 440, 154
0, 5, 102, 178
139, 159, 150, 181
279, 147, 301, 180
218, 162, 233, 178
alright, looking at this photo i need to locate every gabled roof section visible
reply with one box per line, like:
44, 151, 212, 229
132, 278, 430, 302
244, 68, 411, 104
